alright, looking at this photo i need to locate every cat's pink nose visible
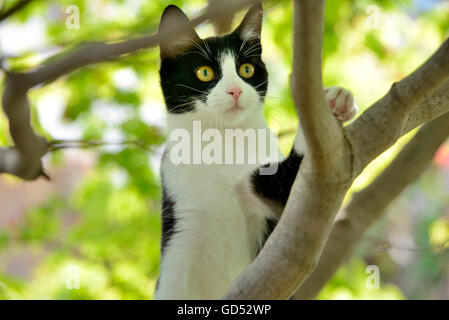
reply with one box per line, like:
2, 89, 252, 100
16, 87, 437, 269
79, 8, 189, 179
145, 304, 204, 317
227, 88, 242, 102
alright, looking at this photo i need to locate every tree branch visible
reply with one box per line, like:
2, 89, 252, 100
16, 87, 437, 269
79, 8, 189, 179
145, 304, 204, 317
292, 111, 449, 299
225, 0, 338, 300
209, 0, 237, 35
224, 3, 449, 299
290, 0, 345, 165
0, 0, 261, 180
403, 79, 449, 134
346, 39, 449, 176
0, 0, 34, 22
0, 73, 49, 179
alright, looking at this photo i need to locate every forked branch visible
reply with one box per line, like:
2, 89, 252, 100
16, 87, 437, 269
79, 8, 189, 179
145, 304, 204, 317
293, 111, 449, 299
0, 0, 261, 180
224, 0, 449, 299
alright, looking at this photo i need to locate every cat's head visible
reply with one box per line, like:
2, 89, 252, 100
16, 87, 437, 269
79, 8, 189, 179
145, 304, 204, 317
158, 3, 268, 127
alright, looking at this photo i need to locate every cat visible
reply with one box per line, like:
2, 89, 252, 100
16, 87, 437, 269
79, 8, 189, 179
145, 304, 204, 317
154, 3, 357, 300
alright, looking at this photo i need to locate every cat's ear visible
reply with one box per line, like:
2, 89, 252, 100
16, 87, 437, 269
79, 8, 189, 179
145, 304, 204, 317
158, 5, 201, 60
233, 2, 263, 42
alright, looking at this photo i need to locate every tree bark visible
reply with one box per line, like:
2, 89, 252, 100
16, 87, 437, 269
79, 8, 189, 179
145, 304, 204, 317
293, 111, 449, 299
0, 0, 34, 22
209, 0, 237, 35
224, 0, 449, 299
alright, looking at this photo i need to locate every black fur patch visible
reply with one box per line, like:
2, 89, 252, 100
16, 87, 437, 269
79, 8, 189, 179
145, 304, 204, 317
252, 150, 304, 254
256, 217, 277, 255
160, 180, 176, 256
251, 150, 304, 206
159, 33, 268, 114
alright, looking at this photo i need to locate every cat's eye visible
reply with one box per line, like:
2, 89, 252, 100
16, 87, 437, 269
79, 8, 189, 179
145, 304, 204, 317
196, 66, 214, 82
239, 63, 255, 79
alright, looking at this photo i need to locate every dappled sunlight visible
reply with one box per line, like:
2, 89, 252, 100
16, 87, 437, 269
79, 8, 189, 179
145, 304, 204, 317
0, 0, 448, 300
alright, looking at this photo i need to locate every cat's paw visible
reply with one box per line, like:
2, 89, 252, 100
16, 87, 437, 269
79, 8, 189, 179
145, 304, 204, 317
324, 86, 358, 122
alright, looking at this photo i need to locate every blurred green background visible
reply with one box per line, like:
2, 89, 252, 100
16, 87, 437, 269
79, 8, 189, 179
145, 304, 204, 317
0, 0, 448, 299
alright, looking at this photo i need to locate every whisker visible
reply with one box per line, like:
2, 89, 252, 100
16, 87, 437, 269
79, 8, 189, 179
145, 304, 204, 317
242, 49, 261, 59
265, 112, 283, 128
239, 32, 252, 54
176, 84, 208, 95
254, 80, 268, 89
169, 102, 194, 112
246, 42, 261, 51
181, 36, 212, 61
202, 39, 212, 56
242, 42, 261, 57
176, 51, 210, 61
242, 54, 261, 59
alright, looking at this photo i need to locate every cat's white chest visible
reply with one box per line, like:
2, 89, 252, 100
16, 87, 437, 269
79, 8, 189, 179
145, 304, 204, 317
160, 159, 257, 298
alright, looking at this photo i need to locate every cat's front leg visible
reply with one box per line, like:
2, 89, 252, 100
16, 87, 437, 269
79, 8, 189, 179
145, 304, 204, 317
324, 86, 358, 123
237, 87, 358, 252
294, 86, 358, 154
245, 87, 358, 216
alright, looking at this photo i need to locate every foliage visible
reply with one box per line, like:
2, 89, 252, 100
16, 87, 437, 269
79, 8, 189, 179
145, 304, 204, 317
0, 0, 448, 299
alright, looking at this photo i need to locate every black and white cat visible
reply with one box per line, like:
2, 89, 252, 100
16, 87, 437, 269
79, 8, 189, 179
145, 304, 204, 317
154, 3, 357, 299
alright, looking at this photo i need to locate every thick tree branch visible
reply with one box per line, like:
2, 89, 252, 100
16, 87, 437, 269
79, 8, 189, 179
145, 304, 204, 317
224, 3, 449, 299
209, 0, 237, 35
0, 73, 49, 179
225, 0, 339, 300
23, 0, 259, 87
0, 0, 261, 180
403, 79, 449, 134
290, 0, 344, 165
293, 111, 449, 299
0, 0, 34, 22
346, 39, 449, 176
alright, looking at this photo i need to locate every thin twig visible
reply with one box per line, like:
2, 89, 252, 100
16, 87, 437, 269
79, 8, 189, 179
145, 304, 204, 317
48, 139, 154, 152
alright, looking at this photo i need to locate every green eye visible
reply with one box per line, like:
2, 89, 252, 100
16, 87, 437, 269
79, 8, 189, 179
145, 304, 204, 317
196, 66, 214, 82
239, 63, 255, 78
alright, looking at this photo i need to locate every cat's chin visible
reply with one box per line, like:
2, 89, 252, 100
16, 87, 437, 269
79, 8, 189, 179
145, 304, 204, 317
226, 105, 245, 113
221, 108, 254, 127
